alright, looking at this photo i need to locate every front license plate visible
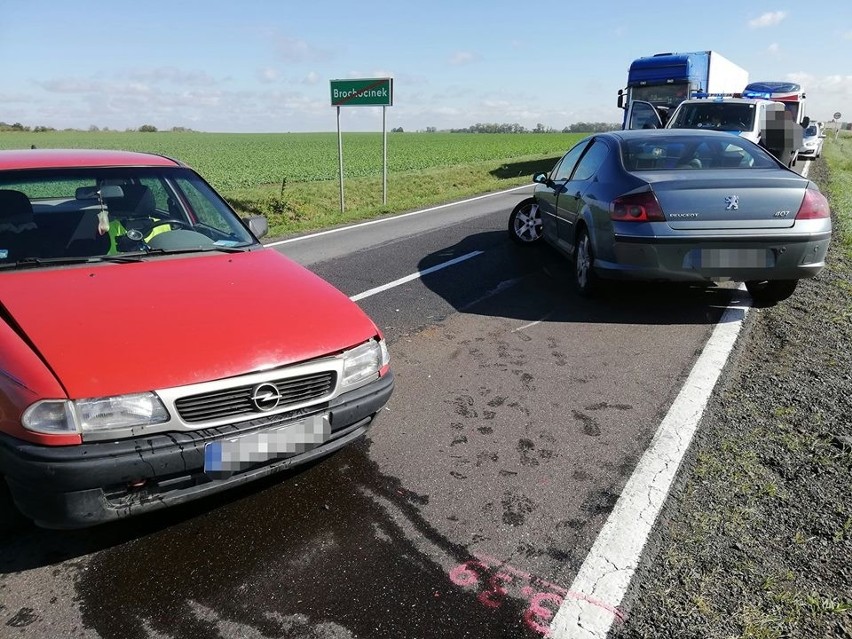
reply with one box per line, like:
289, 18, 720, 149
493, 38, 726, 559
204, 414, 330, 477
690, 248, 774, 269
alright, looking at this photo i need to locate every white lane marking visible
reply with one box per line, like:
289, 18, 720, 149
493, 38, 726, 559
265, 185, 530, 247
800, 159, 811, 179
459, 277, 525, 311
349, 250, 484, 301
550, 290, 750, 638
511, 312, 554, 333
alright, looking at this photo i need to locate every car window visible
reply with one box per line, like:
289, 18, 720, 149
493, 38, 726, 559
0, 167, 257, 265
551, 141, 590, 182
621, 135, 779, 171
669, 102, 756, 132
570, 140, 609, 181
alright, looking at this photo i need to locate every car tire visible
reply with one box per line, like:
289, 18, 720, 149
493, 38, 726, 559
573, 226, 599, 297
508, 198, 543, 245
745, 279, 798, 306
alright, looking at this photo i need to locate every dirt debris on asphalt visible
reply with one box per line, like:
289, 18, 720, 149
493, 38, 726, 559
613, 158, 852, 639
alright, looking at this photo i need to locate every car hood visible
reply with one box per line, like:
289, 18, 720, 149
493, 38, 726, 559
0, 249, 379, 398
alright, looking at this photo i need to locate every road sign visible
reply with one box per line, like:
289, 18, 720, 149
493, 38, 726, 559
834, 111, 842, 120
330, 78, 393, 107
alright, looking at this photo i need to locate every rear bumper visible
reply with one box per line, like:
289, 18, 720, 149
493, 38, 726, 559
0, 371, 394, 529
598, 232, 831, 283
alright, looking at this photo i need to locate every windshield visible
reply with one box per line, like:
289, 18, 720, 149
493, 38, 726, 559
668, 103, 756, 132
805, 124, 819, 136
621, 134, 780, 171
630, 84, 689, 109
0, 167, 257, 266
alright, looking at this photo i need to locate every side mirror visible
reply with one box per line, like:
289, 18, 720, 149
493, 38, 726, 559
801, 116, 811, 128
532, 172, 548, 184
617, 89, 625, 110
243, 215, 268, 240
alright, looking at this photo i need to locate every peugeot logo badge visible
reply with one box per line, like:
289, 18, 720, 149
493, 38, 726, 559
725, 195, 739, 211
251, 383, 282, 411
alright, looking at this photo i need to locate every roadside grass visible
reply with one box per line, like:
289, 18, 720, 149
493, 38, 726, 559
0, 129, 582, 239
225, 155, 560, 238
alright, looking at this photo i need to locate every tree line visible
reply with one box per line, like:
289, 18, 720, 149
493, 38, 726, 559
0, 122, 195, 133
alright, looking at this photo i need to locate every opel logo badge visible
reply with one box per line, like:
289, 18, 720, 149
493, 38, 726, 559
251, 383, 282, 411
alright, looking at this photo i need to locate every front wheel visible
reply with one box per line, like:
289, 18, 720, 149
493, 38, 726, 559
573, 227, 599, 297
745, 279, 798, 306
508, 198, 542, 245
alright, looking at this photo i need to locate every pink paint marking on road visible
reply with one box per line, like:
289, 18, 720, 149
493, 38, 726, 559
447, 554, 627, 635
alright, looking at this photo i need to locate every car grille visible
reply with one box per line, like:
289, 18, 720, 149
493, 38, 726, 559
174, 371, 337, 423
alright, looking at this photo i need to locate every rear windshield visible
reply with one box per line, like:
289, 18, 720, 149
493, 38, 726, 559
621, 135, 780, 171
668, 102, 756, 132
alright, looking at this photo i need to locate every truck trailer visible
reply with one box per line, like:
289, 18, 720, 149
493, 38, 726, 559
618, 51, 749, 128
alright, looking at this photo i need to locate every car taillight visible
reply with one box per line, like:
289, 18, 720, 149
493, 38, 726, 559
610, 192, 665, 222
795, 188, 830, 220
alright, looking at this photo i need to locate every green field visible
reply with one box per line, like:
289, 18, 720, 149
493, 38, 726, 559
0, 131, 584, 237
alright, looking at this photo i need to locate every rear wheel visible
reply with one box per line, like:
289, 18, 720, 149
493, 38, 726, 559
508, 198, 542, 244
745, 279, 798, 306
574, 227, 599, 297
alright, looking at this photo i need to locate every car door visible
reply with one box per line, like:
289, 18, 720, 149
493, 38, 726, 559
536, 140, 591, 242
554, 139, 610, 252
625, 100, 663, 130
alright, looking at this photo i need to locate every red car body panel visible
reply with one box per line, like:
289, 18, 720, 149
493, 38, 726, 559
0, 149, 180, 170
0, 249, 378, 401
0, 321, 81, 445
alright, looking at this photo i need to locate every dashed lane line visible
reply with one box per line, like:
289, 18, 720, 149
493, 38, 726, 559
349, 251, 484, 301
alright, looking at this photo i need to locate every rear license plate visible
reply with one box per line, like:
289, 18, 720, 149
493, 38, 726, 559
204, 414, 330, 477
690, 248, 774, 269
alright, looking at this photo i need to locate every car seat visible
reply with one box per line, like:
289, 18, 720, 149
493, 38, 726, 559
0, 189, 39, 262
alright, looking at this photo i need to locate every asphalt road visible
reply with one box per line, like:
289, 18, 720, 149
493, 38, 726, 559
0, 187, 745, 639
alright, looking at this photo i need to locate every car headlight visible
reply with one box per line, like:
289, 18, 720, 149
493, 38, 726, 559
341, 339, 389, 389
22, 392, 170, 435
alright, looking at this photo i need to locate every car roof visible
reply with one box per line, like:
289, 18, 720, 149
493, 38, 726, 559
604, 128, 753, 142
677, 97, 779, 106
0, 149, 182, 171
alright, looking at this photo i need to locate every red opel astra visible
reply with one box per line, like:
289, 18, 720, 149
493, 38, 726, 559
0, 149, 393, 529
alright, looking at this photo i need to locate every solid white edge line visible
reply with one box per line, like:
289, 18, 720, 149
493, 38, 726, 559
549, 294, 750, 638
264, 185, 530, 247
349, 250, 484, 302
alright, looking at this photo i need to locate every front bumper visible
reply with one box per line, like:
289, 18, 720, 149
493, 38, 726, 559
0, 371, 393, 529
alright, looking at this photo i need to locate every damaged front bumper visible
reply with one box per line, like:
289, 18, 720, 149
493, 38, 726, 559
0, 371, 393, 529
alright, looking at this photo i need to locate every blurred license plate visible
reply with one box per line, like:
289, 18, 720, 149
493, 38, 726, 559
694, 249, 773, 268
204, 414, 330, 476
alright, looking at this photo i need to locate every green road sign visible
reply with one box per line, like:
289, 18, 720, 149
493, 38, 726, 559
330, 78, 393, 107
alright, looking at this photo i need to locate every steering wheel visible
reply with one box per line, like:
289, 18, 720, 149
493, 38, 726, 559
122, 216, 191, 237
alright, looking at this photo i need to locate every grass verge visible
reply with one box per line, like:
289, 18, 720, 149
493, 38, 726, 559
223, 154, 560, 239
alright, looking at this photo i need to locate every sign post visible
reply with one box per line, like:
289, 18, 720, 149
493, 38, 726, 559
834, 111, 842, 141
330, 78, 394, 213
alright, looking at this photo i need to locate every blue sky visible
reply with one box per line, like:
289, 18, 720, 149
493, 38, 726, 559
2, 1, 850, 132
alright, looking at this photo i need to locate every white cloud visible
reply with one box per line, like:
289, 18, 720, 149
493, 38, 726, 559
748, 11, 787, 28
258, 68, 279, 83
302, 71, 320, 85
449, 51, 477, 66
274, 35, 331, 63
767, 43, 781, 55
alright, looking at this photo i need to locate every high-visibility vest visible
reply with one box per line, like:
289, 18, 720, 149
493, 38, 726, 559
107, 219, 171, 254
